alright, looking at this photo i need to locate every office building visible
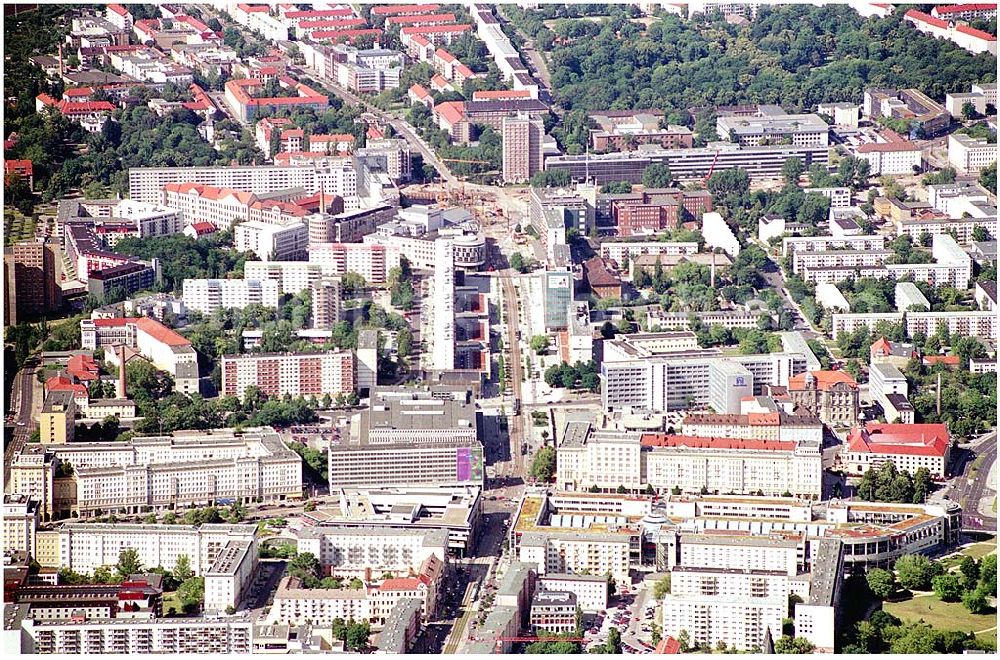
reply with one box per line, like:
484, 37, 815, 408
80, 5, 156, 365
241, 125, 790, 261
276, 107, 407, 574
328, 387, 484, 488
869, 363, 914, 424
221, 351, 354, 399
544, 143, 829, 185
588, 111, 693, 152
842, 423, 951, 478
948, 132, 998, 174
304, 485, 482, 556
716, 111, 829, 147
356, 329, 379, 394
601, 350, 807, 413
502, 114, 544, 184
80, 316, 199, 394
681, 406, 823, 442
541, 270, 574, 331
537, 574, 608, 613
863, 88, 951, 135
707, 361, 754, 414
786, 370, 859, 427
529, 591, 577, 634
182, 278, 280, 315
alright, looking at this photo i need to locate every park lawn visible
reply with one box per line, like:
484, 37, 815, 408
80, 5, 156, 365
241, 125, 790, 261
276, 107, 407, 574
162, 591, 183, 616
4, 210, 36, 245
884, 595, 997, 634
964, 537, 997, 559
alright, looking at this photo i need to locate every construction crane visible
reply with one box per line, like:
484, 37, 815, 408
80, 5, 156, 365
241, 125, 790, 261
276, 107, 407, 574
468, 635, 588, 654
703, 149, 721, 183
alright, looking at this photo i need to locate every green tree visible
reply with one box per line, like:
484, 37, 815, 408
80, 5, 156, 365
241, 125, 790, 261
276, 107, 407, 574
980, 161, 997, 193
509, 252, 527, 273
642, 163, 673, 188
116, 548, 143, 580
894, 554, 941, 591
959, 556, 979, 588
530, 335, 550, 355
931, 574, 963, 602
288, 552, 323, 587
652, 574, 671, 599
177, 576, 205, 613
781, 157, 804, 186
962, 587, 990, 614
866, 568, 896, 600
346, 621, 371, 651
774, 636, 815, 654
600, 181, 633, 194
173, 554, 194, 583
530, 447, 557, 482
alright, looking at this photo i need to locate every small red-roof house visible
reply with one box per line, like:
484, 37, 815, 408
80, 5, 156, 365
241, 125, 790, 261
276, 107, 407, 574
922, 354, 960, 368
5, 160, 34, 189
183, 221, 219, 238
408, 83, 434, 109
870, 337, 919, 368
429, 73, 454, 93
842, 423, 951, 478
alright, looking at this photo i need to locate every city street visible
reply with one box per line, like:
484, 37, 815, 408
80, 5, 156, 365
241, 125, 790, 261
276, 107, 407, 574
5, 361, 38, 489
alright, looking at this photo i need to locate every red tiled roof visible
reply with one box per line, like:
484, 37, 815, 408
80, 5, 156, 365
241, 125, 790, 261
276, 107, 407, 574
92, 318, 130, 327
905, 9, 951, 30
409, 83, 432, 99
372, 4, 441, 16
187, 221, 217, 235
309, 133, 354, 144
386, 13, 457, 26
956, 23, 997, 40
430, 74, 451, 89
5, 160, 33, 176
379, 577, 426, 591
857, 141, 921, 154
400, 24, 471, 35
310, 28, 382, 42
788, 370, 858, 391
366, 125, 385, 139
281, 128, 304, 139
923, 355, 960, 366
64, 87, 93, 97
299, 18, 367, 31
846, 423, 950, 457
135, 317, 190, 347
434, 48, 457, 63
46, 377, 89, 398
640, 434, 798, 452
285, 9, 355, 19
107, 4, 128, 16
472, 89, 531, 101
934, 4, 998, 16
60, 101, 116, 114
455, 64, 475, 79
655, 637, 681, 654
434, 101, 465, 125
238, 4, 270, 13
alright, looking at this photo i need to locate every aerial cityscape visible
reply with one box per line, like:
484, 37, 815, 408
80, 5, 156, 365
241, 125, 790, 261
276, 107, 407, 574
1, 0, 997, 655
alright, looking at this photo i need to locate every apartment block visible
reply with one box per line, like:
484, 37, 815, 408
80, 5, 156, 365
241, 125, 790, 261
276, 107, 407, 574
3, 494, 39, 556
182, 278, 280, 315
221, 351, 354, 399
293, 527, 448, 577
501, 114, 544, 184
234, 220, 308, 261
37, 522, 257, 577
556, 423, 822, 498
681, 410, 823, 444
20, 617, 253, 654
4, 240, 61, 322
47, 429, 302, 517
537, 574, 608, 613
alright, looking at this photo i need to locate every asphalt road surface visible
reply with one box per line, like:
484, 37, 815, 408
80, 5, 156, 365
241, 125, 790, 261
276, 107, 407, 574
5, 362, 37, 488
954, 432, 998, 532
